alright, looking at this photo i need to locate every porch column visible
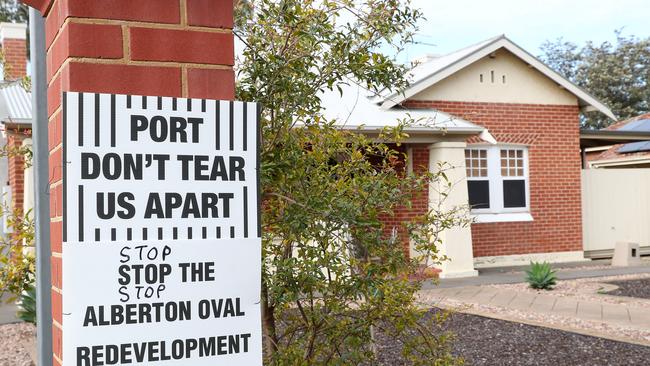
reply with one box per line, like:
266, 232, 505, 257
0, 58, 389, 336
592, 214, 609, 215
428, 141, 478, 278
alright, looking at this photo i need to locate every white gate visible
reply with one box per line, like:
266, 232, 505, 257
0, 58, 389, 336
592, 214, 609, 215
582, 169, 650, 257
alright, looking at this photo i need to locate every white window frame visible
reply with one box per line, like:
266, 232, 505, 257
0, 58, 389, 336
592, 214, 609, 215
466, 144, 532, 222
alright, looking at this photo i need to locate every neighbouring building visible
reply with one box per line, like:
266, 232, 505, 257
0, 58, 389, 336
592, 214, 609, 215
0, 22, 32, 234
585, 113, 650, 169
324, 35, 616, 278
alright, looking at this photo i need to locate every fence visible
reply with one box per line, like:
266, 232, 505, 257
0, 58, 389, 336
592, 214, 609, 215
582, 169, 650, 258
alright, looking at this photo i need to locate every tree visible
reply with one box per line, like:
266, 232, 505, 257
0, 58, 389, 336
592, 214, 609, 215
235, 1, 466, 364
540, 32, 650, 129
0, 0, 27, 23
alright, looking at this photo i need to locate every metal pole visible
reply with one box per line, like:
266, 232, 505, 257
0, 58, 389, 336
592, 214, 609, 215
29, 7, 53, 366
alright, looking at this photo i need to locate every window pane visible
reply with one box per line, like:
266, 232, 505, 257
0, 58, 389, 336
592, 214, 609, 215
468, 181, 490, 209
503, 180, 526, 208
465, 149, 488, 178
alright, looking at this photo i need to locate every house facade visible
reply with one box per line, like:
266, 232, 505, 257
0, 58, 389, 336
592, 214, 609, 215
325, 36, 616, 278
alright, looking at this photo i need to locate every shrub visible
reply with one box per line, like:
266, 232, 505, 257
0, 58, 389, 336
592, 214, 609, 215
17, 284, 36, 324
525, 262, 557, 290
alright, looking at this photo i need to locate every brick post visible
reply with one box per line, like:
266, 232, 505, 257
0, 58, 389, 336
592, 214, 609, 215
21, 1, 235, 364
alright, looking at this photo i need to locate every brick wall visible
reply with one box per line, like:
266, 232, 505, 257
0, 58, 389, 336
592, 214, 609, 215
20, 0, 236, 364
403, 100, 583, 258
2, 38, 27, 79
6, 130, 26, 211
379, 145, 430, 252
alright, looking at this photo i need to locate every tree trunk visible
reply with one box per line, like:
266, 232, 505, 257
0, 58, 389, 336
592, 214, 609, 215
261, 282, 278, 357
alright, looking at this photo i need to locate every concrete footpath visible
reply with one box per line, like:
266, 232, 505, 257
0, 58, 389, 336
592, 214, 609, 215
421, 285, 650, 330
419, 261, 650, 346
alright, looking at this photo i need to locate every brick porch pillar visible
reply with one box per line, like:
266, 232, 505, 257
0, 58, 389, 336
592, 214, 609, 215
20, 1, 235, 364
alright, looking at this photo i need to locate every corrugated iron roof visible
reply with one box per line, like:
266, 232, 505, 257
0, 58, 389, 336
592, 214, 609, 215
0, 81, 31, 122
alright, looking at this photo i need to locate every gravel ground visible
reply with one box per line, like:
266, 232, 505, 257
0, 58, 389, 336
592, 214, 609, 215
376, 310, 650, 365
0, 322, 34, 366
3, 313, 648, 365
605, 278, 650, 299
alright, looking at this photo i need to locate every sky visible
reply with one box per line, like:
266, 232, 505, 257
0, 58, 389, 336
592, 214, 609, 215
398, 0, 650, 62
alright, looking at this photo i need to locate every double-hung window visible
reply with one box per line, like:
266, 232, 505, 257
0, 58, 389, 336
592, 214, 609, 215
465, 145, 531, 221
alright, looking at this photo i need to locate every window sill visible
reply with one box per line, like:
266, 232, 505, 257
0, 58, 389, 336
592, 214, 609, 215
471, 212, 533, 223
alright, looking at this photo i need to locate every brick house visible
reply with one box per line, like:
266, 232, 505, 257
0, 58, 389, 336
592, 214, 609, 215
0, 22, 32, 230
324, 35, 616, 278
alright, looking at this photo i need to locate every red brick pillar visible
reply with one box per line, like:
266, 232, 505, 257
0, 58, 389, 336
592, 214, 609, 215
21, 1, 235, 364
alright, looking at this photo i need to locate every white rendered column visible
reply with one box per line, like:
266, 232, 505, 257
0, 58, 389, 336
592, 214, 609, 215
427, 141, 478, 278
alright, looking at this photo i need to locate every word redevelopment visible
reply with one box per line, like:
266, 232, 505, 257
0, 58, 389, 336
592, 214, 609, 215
62, 93, 262, 366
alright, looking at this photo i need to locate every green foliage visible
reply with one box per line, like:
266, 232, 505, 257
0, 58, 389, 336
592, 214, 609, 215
17, 283, 36, 324
525, 262, 557, 290
0, 207, 35, 302
0, 0, 27, 23
540, 31, 650, 129
236, 1, 467, 364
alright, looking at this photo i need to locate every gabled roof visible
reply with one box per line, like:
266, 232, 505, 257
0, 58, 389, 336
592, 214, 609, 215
380, 35, 616, 120
0, 81, 32, 123
320, 82, 486, 136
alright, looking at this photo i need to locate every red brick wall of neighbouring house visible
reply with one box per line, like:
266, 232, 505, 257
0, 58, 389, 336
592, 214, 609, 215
379, 145, 429, 253
6, 131, 26, 212
2, 38, 27, 79
403, 100, 583, 258
19, 0, 236, 364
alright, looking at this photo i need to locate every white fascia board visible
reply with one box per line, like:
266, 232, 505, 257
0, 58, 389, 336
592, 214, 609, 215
499, 39, 617, 121
590, 156, 650, 168
381, 38, 504, 110
382, 37, 616, 121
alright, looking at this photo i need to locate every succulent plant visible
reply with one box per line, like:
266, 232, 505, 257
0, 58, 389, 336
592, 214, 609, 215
525, 261, 557, 290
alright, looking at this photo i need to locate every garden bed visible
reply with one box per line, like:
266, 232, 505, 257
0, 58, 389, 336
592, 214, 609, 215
377, 310, 650, 365
605, 278, 650, 299
4, 310, 650, 365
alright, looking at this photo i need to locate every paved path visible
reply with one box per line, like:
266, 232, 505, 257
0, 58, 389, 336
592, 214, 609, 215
421, 285, 650, 337
422, 261, 650, 289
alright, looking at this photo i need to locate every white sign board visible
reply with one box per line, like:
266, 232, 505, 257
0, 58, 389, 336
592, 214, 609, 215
62, 92, 262, 366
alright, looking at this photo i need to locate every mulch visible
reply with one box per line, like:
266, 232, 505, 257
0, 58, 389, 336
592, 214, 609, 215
375, 310, 650, 365
604, 278, 650, 299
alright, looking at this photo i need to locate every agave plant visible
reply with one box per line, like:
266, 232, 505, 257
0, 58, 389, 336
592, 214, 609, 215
17, 285, 36, 324
525, 261, 557, 290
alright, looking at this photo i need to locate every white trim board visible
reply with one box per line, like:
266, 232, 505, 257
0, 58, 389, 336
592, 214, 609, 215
474, 251, 587, 268
381, 36, 615, 121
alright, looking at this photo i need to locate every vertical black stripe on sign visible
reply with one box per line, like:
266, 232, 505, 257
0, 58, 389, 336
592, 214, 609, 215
158, 227, 163, 240
142, 95, 147, 109
126, 95, 132, 109
243, 102, 248, 151
111, 228, 116, 241
95, 228, 100, 241
62, 92, 67, 242
201, 99, 206, 112
230, 226, 235, 238
172, 98, 177, 111
94, 93, 100, 147
157, 96, 163, 110
215, 101, 221, 150
127, 228, 132, 241
142, 228, 148, 241
216, 227, 221, 239
187, 98, 192, 111
78, 93, 84, 146
256, 103, 262, 238
110, 94, 116, 147
243, 186, 249, 238
202, 227, 207, 239
229, 101, 234, 151
173, 227, 178, 240
78, 185, 84, 241
187, 227, 193, 240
